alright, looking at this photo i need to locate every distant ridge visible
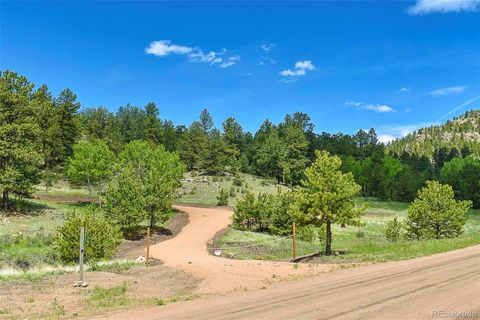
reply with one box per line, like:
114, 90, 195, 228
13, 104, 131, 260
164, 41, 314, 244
386, 109, 480, 158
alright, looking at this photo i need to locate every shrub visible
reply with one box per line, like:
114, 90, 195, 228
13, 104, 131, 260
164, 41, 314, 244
385, 218, 403, 242
55, 208, 122, 263
232, 173, 245, 187
229, 186, 236, 197
404, 181, 471, 240
217, 188, 229, 206
297, 225, 325, 242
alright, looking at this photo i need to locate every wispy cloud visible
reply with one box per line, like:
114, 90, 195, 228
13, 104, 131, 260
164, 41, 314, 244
219, 55, 241, 68
399, 86, 411, 92
345, 101, 396, 113
408, 0, 480, 15
145, 40, 239, 68
260, 43, 275, 52
428, 85, 468, 97
280, 60, 315, 77
145, 40, 193, 56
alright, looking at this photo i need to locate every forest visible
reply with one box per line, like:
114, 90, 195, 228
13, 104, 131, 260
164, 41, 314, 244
1, 69, 480, 212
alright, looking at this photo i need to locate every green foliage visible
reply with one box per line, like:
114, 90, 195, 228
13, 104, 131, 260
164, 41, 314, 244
0, 70, 42, 210
66, 140, 115, 199
104, 166, 146, 236
440, 156, 480, 208
232, 173, 245, 187
217, 188, 229, 206
0, 234, 56, 270
54, 208, 122, 263
233, 190, 295, 235
291, 150, 365, 255
119, 140, 185, 228
405, 181, 472, 240
385, 218, 403, 242
88, 283, 129, 308
387, 110, 480, 158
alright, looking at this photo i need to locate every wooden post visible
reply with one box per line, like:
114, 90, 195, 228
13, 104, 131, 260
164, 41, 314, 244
146, 226, 150, 266
292, 222, 297, 260
79, 226, 85, 282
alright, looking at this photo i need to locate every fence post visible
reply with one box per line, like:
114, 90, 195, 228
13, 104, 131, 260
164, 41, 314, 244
79, 226, 85, 282
292, 222, 297, 260
146, 226, 150, 266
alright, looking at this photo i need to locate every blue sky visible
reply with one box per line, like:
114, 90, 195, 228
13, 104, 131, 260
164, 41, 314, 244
1, 0, 479, 142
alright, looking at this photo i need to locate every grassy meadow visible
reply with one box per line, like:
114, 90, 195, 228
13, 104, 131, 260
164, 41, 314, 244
1, 173, 479, 276
215, 197, 480, 263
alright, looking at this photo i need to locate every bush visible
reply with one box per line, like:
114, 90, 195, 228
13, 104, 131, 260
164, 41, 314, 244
232, 173, 245, 187
233, 191, 295, 235
405, 181, 471, 240
229, 186, 236, 197
297, 225, 325, 242
55, 208, 122, 263
0, 234, 56, 269
217, 188, 229, 206
385, 218, 403, 242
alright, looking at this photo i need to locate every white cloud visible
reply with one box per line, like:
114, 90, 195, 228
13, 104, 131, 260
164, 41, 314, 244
365, 104, 395, 113
295, 60, 315, 71
280, 69, 306, 76
377, 122, 434, 144
145, 40, 193, 56
378, 134, 397, 144
219, 55, 241, 68
146, 40, 239, 68
345, 101, 396, 113
280, 60, 315, 77
188, 50, 224, 64
399, 86, 411, 92
429, 85, 468, 96
408, 0, 480, 15
261, 43, 275, 52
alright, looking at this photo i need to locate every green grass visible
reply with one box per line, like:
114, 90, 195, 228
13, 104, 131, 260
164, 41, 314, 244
216, 198, 480, 263
177, 173, 289, 206
87, 283, 130, 308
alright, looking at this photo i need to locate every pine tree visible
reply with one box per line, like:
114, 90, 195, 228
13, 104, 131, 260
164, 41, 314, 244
291, 150, 365, 255
55, 88, 80, 160
0, 70, 42, 210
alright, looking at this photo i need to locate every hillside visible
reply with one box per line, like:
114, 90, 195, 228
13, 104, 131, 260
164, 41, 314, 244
386, 109, 480, 158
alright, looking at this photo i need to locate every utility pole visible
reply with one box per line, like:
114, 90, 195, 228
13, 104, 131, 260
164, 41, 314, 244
79, 226, 85, 282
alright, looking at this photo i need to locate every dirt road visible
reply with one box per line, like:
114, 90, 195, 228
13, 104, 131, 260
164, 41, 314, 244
99, 206, 480, 320
149, 205, 333, 294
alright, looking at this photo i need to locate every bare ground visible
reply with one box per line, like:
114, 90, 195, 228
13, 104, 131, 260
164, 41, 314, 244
94, 244, 480, 320
0, 210, 197, 319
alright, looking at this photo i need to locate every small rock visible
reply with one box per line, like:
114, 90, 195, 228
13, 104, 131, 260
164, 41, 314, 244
135, 256, 146, 263
81, 282, 89, 287
334, 251, 340, 256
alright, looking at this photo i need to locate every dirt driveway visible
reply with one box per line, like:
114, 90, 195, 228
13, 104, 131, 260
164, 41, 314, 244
149, 205, 333, 294
96, 242, 480, 320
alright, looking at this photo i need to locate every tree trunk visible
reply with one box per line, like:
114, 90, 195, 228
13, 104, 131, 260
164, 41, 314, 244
325, 221, 332, 256
2, 190, 8, 211
149, 213, 155, 229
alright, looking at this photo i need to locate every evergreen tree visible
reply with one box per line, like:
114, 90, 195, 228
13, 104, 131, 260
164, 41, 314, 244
405, 181, 471, 240
291, 150, 365, 255
143, 102, 162, 144
179, 121, 208, 170
199, 108, 214, 133
0, 70, 42, 210
55, 88, 80, 160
